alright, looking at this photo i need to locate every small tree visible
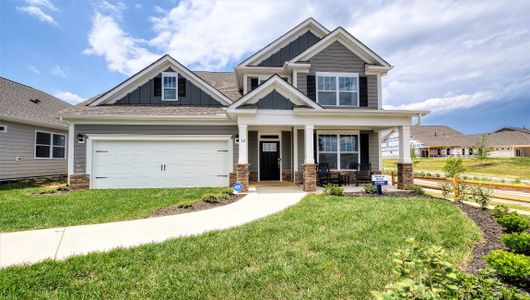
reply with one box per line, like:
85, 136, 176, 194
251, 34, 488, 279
410, 142, 417, 160
443, 158, 465, 177
473, 135, 491, 165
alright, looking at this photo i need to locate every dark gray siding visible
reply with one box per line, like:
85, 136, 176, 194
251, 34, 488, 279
115, 73, 223, 106
368, 131, 380, 171
0, 120, 67, 180
297, 41, 379, 109
257, 90, 294, 110
74, 125, 238, 174
248, 131, 258, 173
258, 31, 320, 67
281, 131, 292, 172
297, 129, 304, 172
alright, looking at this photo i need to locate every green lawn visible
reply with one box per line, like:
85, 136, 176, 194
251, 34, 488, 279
384, 157, 530, 180
0, 195, 481, 299
0, 183, 221, 232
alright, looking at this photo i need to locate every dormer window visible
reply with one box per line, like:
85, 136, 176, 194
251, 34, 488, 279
162, 72, 178, 101
316, 72, 359, 107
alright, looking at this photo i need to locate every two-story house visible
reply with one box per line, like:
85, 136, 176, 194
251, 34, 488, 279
60, 18, 427, 192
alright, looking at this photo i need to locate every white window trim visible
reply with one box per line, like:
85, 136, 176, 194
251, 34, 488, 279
0, 124, 6, 133
34, 130, 67, 160
316, 130, 360, 171
161, 72, 178, 101
315, 72, 359, 107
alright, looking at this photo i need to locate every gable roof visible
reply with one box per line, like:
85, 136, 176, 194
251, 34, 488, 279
238, 18, 330, 67
89, 55, 233, 106
411, 125, 464, 138
228, 75, 322, 110
0, 76, 71, 130
289, 27, 391, 68
194, 71, 241, 101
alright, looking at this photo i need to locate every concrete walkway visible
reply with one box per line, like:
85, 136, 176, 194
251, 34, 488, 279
0, 186, 305, 268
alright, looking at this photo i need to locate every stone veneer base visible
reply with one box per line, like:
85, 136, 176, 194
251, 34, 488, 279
397, 163, 413, 190
236, 164, 250, 192
303, 164, 317, 192
69, 174, 90, 190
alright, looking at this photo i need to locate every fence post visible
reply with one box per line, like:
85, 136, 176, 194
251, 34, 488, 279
453, 174, 460, 203
391, 171, 396, 186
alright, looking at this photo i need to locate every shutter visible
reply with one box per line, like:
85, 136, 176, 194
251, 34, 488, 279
360, 134, 369, 164
178, 77, 186, 97
359, 76, 368, 107
307, 75, 316, 100
250, 78, 259, 91
153, 77, 161, 97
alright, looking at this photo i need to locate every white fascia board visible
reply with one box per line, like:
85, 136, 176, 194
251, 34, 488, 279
294, 107, 429, 117
0, 116, 68, 131
238, 18, 330, 67
234, 66, 287, 90
365, 64, 391, 75
289, 28, 391, 68
229, 75, 321, 110
65, 119, 237, 126
86, 134, 233, 141
90, 55, 232, 106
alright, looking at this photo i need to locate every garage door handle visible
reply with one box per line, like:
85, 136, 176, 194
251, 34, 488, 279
95, 177, 107, 179
164, 164, 166, 171
217, 149, 228, 152
217, 175, 228, 177
96, 150, 108, 153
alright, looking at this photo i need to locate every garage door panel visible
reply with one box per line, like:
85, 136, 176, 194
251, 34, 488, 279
92, 139, 230, 189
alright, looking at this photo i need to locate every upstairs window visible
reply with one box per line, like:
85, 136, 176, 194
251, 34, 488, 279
162, 72, 177, 101
0, 124, 6, 133
316, 72, 359, 106
35, 131, 66, 159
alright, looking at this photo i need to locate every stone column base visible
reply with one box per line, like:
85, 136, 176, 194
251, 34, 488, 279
397, 163, 413, 190
69, 174, 89, 190
303, 163, 317, 192
295, 171, 304, 185
236, 164, 250, 192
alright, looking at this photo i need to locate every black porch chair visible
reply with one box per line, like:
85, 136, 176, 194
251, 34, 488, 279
356, 163, 372, 186
317, 163, 341, 186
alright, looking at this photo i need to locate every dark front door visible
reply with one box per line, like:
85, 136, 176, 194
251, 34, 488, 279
260, 141, 280, 180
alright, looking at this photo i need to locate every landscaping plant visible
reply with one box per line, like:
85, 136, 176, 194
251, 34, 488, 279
323, 184, 344, 196
502, 233, 530, 255
202, 193, 221, 203
497, 213, 530, 233
468, 185, 492, 210
408, 184, 425, 195
492, 204, 511, 219
373, 239, 528, 299
442, 158, 465, 177
485, 250, 530, 285
473, 135, 492, 166
363, 183, 376, 194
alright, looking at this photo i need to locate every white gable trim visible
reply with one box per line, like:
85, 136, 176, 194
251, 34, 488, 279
228, 75, 322, 110
289, 27, 391, 68
90, 55, 232, 106
238, 18, 329, 67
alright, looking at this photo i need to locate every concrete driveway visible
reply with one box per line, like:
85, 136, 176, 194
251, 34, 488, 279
0, 187, 305, 268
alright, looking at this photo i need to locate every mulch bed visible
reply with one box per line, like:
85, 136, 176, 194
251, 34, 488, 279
343, 191, 416, 198
150, 194, 244, 217
458, 203, 507, 274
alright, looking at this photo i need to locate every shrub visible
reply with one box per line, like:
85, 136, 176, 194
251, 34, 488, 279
177, 203, 192, 209
408, 184, 425, 195
440, 182, 452, 198
435, 173, 441, 178
425, 172, 432, 177
443, 158, 465, 177
202, 193, 220, 203
502, 233, 530, 255
222, 188, 234, 195
485, 250, 530, 285
514, 178, 522, 184
216, 193, 230, 201
363, 183, 376, 194
497, 213, 530, 233
492, 204, 511, 219
373, 240, 528, 299
468, 185, 492, 210
323, 183, 344, 196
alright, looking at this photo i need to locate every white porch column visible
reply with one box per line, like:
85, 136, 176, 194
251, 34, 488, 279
304, 125, 314, 164
399, 125, 411, 163
238, 124, 248, 164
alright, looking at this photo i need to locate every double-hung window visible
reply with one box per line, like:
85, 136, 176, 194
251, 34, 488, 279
35, 131, 66, 159
318, 133, 359, 170
162, 72, 177, 101
316, 72, 359, 106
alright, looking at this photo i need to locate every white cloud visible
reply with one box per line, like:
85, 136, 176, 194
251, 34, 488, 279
26, 65, 40, 74
96, 1, 126, 19
50, 64, 67, 78
17, 5, 57, 25
83, 0, 530, 117
54, 91, 84, 104
26, 0, 58, 11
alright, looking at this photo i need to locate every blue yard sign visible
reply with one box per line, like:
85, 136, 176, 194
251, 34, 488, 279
232, 183, 243, 193
371, 175, 389, 195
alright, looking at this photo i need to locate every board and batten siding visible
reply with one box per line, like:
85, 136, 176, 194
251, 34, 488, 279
281, 131, 292, 173
0, 120, 67, 180
248, 131, 258, 173
258, 31, 320, 67
115, 70, 222, 106
297, 41, 379, 109
73, 125, 238, 175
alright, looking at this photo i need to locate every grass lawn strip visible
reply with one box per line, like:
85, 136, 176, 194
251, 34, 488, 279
0, 195, 481, 299
0, 183, 222, 232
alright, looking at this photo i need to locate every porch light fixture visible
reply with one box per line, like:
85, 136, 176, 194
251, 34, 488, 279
235, 134, 240, 144
77, 134, 85, 143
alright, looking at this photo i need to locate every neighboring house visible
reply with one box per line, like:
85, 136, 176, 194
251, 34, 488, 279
0, 77, 72, 181
382, 125, 530, 158
60, 18, 427, 191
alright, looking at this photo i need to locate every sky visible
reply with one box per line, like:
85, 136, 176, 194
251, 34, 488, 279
1, 0, 529, 134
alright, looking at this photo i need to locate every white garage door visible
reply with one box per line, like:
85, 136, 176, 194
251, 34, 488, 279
91, 139, 231, 189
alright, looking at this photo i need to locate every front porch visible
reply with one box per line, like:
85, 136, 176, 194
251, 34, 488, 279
234, 124, 414, 192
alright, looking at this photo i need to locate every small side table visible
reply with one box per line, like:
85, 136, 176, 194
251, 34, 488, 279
340, 174, 350, 186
